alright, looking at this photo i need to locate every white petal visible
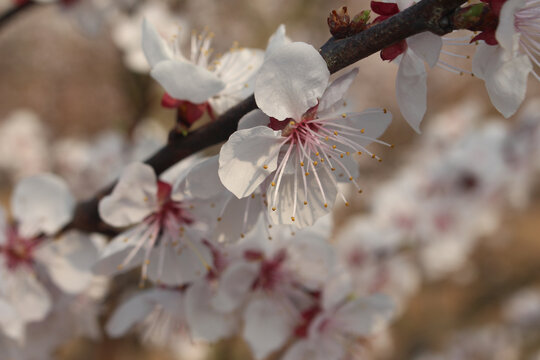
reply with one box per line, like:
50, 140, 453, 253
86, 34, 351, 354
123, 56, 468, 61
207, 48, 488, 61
473, 43, 532, 118
151, 60, 225, 104
185, 282, 237, 342
7, 268, 51, 323
496, 0, 527, 52
212, 262, 259, 312
218, 126, 283, 198
99, 163, 157, 228
334, 108, 392, 147
334, 294, 395, 336
141, 18, 173, 68
265, 24, 292, 59
209, 48, 264, 115
12, 173, 75, 238
147, 236, 211, 286
0, 299, 25, 341
243, 298, 294, 359
92, 229, 146, 276
184, 155, 224, 199
407, 32, 442, 68
213, 195, 264, 243
238, 109, 270, 130
35, 231, 101, 294
318, 68, 358, 115
106, 290, 159, 337
395, 50, 427, 133
255, 42, 329, 120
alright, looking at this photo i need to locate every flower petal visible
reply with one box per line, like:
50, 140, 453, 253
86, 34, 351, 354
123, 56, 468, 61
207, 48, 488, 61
407, 31, 442, 68
35, 232, 101, 294
12, 173, 75, 238
219, 126, 283, 198
185, 281, 237, 342
151, 60, 225, 104
243, 298, 294, 359
472, 43, 532, 118
99, 163, 158, 228
238, 109, 270, 130
105, 290, 160, 337
255, 42, 329, 120
395, 50, 427, 133
496, 0, 526, 52
141, 18, 173, 68
334, 293, 395, 336
265, 24, 292, 59
212, 262, 259, 312
318, 68, 358, 115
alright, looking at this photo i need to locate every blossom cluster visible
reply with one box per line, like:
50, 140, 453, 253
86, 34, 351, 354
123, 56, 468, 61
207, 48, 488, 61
0, 0, 539, 359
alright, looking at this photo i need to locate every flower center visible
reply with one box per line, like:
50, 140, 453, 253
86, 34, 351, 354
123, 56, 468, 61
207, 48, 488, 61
0, 226, 39, 270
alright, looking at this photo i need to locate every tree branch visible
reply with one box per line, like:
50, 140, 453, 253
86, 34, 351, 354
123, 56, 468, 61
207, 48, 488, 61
0, 1, 35, 29
66, 0, 469, 235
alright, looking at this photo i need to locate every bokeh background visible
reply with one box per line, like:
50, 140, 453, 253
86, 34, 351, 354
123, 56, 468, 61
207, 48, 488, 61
1, 0, 540, 359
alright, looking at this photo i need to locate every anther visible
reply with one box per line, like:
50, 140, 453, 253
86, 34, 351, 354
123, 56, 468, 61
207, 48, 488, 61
263, 165, 268, 169
143, 196, 148, 202
300, 162, 304, 167
334, 131, 338, 135
349, 176, 353, 181
304, 201, 308, 205
332, 145, 337, 149
360, 128, 365, 134
251, 194, 255, 199
217, 217, 222, 222
324, 203, 328, 208
340, 154, 344, 158
345, 202, 350, 207
383, 108, 387, 114
358, 189, 363, 194
331, 167, 336, 171
313, 161, 318, 166
291, 217, 295, 221
341, 113, 347, 118
271, 182, 276, 186
272, 207, 277, 211
305, 172, 309, 176
357, 151, 362, 155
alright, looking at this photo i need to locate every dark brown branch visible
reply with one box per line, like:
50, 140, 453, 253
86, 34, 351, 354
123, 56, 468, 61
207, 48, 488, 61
0, 1, 35, 29
66, 0, 469, 235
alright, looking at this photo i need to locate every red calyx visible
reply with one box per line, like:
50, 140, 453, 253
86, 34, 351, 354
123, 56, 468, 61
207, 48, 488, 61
161, 93, 215, 129
371, 1, 399, 23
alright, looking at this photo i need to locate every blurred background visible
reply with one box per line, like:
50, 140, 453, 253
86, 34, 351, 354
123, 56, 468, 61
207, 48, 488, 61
0, 0, 540, 359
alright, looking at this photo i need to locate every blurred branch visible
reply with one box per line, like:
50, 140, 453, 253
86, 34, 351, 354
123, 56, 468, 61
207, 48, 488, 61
0, 1, 35, 29
66, 0, 470, 235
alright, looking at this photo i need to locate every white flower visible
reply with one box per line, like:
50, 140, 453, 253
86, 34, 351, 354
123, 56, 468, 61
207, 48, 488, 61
94, 163, 214, 286
0, 174, 99, 342
142, 19, 264, 115
371, 0, 442, 133
472, 0, 538, 118
218, 41, 391, 227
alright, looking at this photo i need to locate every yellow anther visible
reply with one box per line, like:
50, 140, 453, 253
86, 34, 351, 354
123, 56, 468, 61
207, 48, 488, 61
332, 145, 337, 149
289, 121, 295, 126
244, 84, 249, 88
346, 151, 350, 156
390, 144, 395, 149
304, 201, 308, 205
305, 172, 310, 176
371, 154, 376, 159
383, 108, 387, 114
357, 151, 362, 155
143, 196, 148, 202
300, 162, 304, 167
334, 131, 338, 136
268, 225, 272, 228
268, 236, 273, 240
324, 203, 328, 208
325, 136, 329, 141
358, 189, 363, 194
320, 158, 324, 163
315, 152, 319, 156
123, 237, 129, 243
360, 128, 365, 134
145, 259, 150, 265
291, 217, 295, 222
313, 161, 318, 166
340, 154, 344, 158
272, 207, 276, 211
271, 182, 276, 186
378, 158, 383, 163
240, 234, 245, 238
331, 167, 336, 171
263, 165, 268, 169
117, 264, 123, 270
341, 113, 347, 118
345, 202, 350, 207
349, 176, 353, 181
217, 217, 222, 222
251, 194, 255, 198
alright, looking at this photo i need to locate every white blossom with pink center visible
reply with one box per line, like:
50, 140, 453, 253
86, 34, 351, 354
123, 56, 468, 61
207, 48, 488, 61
218, 41, 392, 228
472, 0, 538, 118
0, 174, 100, 342
281, 275, 395, 360
211, 216, 335, 359
94, 163, 215, 286
142, 19, 264, 115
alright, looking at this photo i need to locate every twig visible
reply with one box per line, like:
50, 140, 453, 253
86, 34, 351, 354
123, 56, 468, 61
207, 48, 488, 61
66, 0, 469, 235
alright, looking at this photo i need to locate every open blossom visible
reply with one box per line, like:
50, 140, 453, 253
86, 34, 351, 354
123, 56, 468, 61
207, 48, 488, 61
0, 174, 100, 342
472, 0, 538, 118
218, 41, 392, 227
142, 19, 264, 126
94, 163, 215, 286
371, 0, 442, 132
